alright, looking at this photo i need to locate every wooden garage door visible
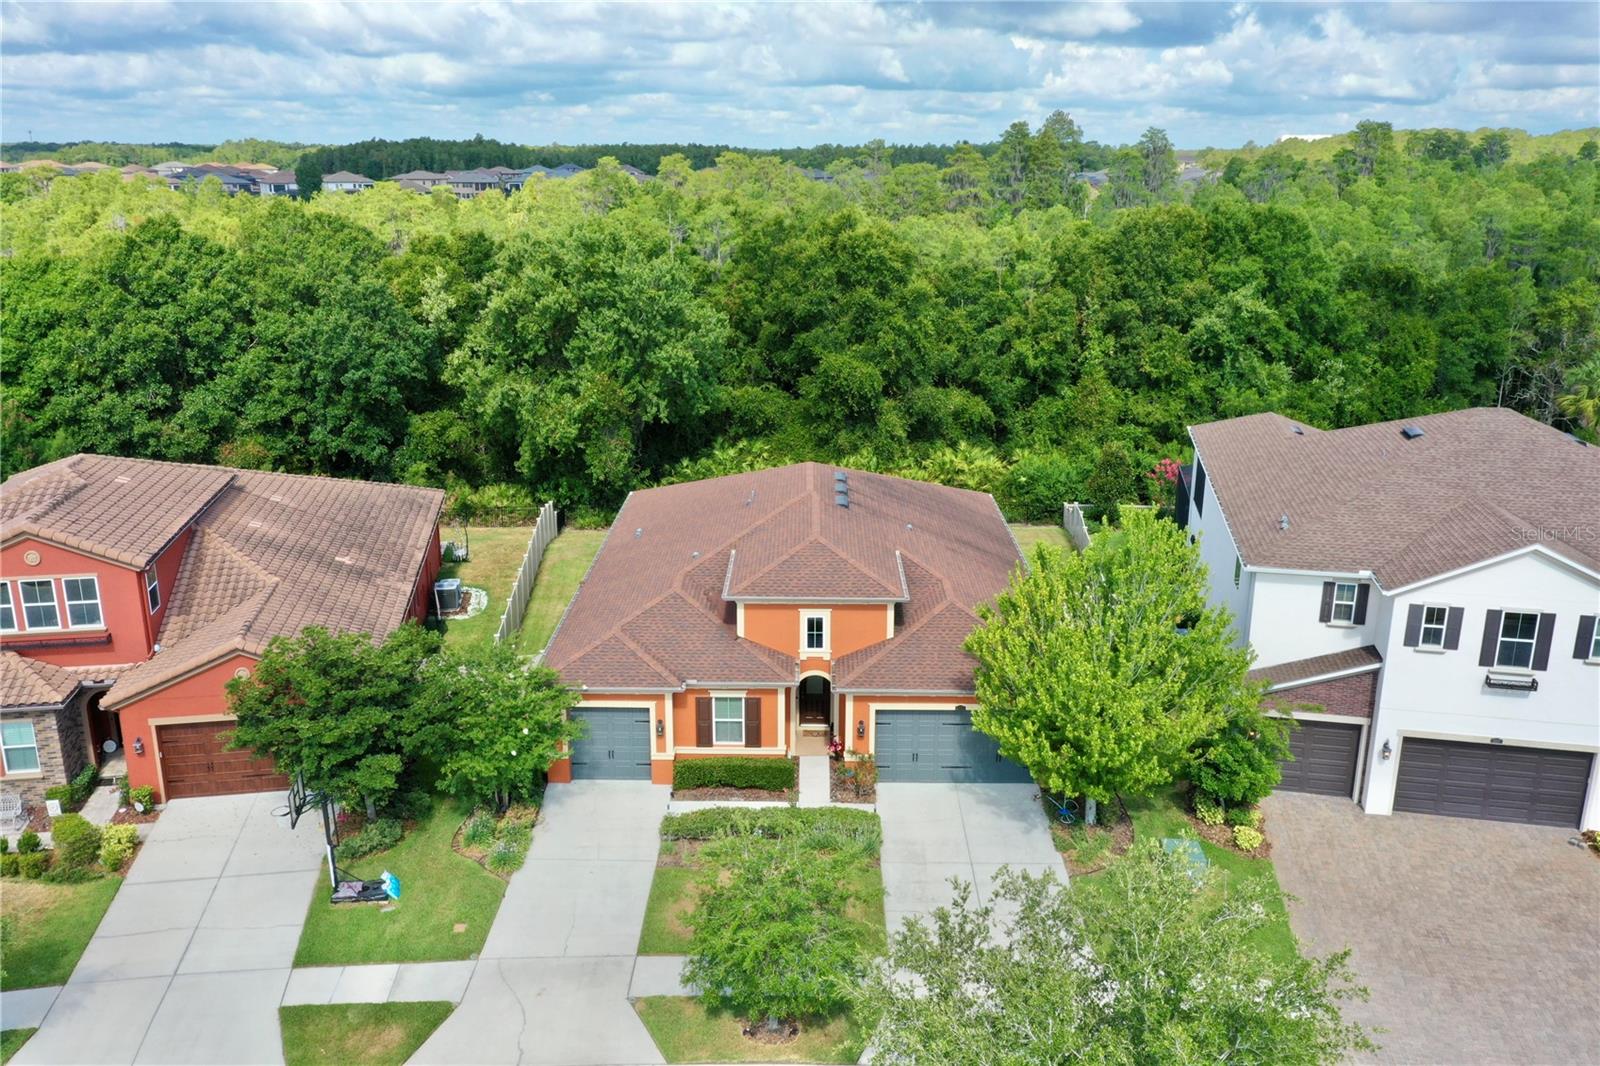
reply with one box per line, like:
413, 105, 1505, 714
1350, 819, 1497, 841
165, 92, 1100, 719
1277, 719, 1361, 797
157, 721, 289, 799
1394, 738, 1592, 828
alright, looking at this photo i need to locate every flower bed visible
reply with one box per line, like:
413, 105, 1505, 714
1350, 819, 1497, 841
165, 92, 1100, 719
451, 803, 536, 878
829, 758, 876, 804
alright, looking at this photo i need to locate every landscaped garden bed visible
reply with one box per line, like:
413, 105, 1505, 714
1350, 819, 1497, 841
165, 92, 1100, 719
1189, 791, 1272, 857
279, 1002, 454, 1066
636, 807, 884, 1062
671, 756, 797, 803
828, 755, 876, 804
1042, 794, 1133, 875
451, 802, 536, 878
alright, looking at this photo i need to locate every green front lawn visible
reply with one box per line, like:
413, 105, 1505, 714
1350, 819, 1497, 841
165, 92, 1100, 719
1, 1029, 36, 1064
638, 843, 885, 956
1008, 523, 1071, 554
430, 526, 543, 653
1074, 790, 1298, 963
279, 1002, 453, 1066
0, 875, 122, 989
513, 529, 606, 656
294, 798, 506, 966
634, 997, 865, 1065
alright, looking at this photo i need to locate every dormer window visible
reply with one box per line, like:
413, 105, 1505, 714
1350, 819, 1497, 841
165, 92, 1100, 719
147, 569, 161, 613
802, 611, 830, 657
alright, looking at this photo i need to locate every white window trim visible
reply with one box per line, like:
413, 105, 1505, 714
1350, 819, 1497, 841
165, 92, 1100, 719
1329, 582, 1359, 626
1, 719, 40, 774
17, 578, 62, 632
0, 581, 15, 633
1417, 604, 1449, 650
1589, 625, 1600, 664
62, 575, 104, 630
800, 609, 831, 658
146, 569, 161, 614
1493, 608, 1541, 673
711, 690, 746, 746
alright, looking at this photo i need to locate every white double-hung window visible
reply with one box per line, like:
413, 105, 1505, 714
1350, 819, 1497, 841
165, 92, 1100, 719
712, 695, 745, 744
1495, 611, 1539, 669
801, 610, 830, 657
63, 576, 103, 628
1419, 605, 1448, 648
18, 579, 59, 630
1, 720, 39, 773
1330, 582, 1359, 624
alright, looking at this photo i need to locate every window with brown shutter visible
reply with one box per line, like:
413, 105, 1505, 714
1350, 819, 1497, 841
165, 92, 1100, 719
695, 696, 713, 746
744, 696, 762, 748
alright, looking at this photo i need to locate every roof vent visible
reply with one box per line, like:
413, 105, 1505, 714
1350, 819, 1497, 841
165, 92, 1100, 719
1279, 514, 1290, 531
113, 475, 132, 483
1400, 426, 1424, 440
634, 527, 643, 538
744, 490, 757, 507
1291, 426, 1304, 436
691, 550, 700, 559
270, 494, 284, 502
335, 555, 354, 565
834, 471, 848, 484
834, 491, 849, 509
1565, 433, 1589, 447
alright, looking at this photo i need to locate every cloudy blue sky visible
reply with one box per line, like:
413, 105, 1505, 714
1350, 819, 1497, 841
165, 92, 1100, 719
1, 1, 1595, 149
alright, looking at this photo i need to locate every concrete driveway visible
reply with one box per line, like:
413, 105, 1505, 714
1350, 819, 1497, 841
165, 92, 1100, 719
413, 780, 671, 1066
877, 783, 1063, 935
15, 790, 324, 1066
1264, 791, 1600, 1065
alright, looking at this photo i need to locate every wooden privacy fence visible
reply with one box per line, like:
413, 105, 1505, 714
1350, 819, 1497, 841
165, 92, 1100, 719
494, 501, 558, 644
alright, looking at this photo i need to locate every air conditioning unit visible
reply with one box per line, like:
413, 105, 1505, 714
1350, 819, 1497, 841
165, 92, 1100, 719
432, 579, 463, 615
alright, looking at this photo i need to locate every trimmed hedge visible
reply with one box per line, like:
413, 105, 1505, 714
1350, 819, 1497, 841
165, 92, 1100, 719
45, 764, 101, 811
673, 756, 796, 793
660, 806, 881, 855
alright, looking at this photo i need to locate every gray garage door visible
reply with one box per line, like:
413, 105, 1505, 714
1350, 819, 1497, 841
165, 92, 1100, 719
1394, 738, 1592, 828
875, 710, 1032, 784
569, 707, 652, 780
1277, 719, 1362, 797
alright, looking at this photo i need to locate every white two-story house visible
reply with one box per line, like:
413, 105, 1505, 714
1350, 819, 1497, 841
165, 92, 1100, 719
1182, 407, 1599, 831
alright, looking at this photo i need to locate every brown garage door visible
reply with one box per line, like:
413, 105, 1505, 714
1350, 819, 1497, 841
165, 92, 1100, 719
1277, 719, 1362, 796
1394, 738, 1592, 828
158, 721, 289, 799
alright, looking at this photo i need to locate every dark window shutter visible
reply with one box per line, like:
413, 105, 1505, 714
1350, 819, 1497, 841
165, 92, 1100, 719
1403, 605, 1423, 647
1193, 461, 1206, 517
1318, 582, 1335, 623
695, 697, 712, 746
1444, 607, 1464, 650
1576, 615, 1597, 660
1532, 613, 1556, 671
1478, 610, 1502, 667
1353, 583, 1370, 625
744, 696, 762, 748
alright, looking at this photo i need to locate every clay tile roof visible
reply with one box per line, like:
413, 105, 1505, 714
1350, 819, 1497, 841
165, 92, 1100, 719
544, 463, 1021, 692
1190, 408, 1600, 589
1247, 645, 1383, 690
0, 652, 80, 708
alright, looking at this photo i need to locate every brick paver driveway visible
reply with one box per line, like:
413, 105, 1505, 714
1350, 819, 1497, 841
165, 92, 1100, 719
1263, 791, 1600, 1065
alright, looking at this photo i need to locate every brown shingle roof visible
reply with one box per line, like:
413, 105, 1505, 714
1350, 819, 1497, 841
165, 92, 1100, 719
1190, 408, 1600, 590
0, 652, 80, 709
544, 464, 1021, 692
1247, 645, 1383, 690
1, 455, 443, 709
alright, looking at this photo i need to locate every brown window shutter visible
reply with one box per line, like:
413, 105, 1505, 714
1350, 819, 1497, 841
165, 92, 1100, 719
1403, 605, 1423, 647
695, 696, 712, 746
1531, 613, 1556, 671
744, 696, 762, 748
1478, 610, 1502, 667
1575, 615, 1597, 660
1353, 584, 1370, 625
1318, 582, 1335, 623
1444, 606, 1464, 650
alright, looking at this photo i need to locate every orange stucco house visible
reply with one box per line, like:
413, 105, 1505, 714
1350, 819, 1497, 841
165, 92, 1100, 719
541, 463, 1033, 784
0, 455, 442, 806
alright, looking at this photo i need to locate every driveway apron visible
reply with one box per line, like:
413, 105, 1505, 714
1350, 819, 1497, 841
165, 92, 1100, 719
877, 783, 1063, 936
15, 790, 324, 1066
412, 780, 671, 1066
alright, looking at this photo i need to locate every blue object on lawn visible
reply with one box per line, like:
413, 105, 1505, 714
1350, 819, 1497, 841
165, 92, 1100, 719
381, 870, 401, 900
1161, 837, 1210, 879
1041, 792, 1079, 824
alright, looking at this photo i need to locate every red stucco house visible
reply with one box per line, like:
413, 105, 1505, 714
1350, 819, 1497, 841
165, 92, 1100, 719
542, 463, 1034, 784
0, 455, 442, 805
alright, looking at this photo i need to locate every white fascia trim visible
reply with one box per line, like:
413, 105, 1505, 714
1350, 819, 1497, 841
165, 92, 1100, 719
1394, 729, 1600, 756
1263, 708, 1369, 725
1244, 564, 1376, 581
833, 687, 977, 697
1262, 661, 1382, 692
1383, 543, 1600, 596
729, 595, 908, 604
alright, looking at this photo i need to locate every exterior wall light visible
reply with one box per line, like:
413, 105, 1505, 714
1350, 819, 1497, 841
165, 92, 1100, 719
856, 719, 866, 738
1380, 739, 1393, 761
656, 719, 665, 737
132, 736, 145, 756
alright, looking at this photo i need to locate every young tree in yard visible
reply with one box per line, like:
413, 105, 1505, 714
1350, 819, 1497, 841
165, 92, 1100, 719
966, 509, 1260, 822
411, 642, 581, 809
1191, 704, 1293, 809
685, 835, 866, 1031
859, 847, 1375, 1065
227, 624, 439, 817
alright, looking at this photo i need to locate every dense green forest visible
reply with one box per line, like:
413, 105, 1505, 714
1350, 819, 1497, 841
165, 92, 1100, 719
0, 139, 312, 169
2, 118, 1596, 525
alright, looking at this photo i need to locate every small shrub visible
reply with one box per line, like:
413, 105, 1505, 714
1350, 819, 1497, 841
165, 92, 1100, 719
0, 835, 8, 854
18, 852, 49, 879
45, 784, 73, 805
1232, 825, 1265, 851
500, 802, 538, 827
128, 785, 156, 811
100, 824, 140, 870
462, 812, 496, 849
116, 774, 130, 806
1225, 805, 1262, 829
69, 764, 100, 806
340, 817, 403, 860
486, 838, 523, 873
1191, 711, 1293, 807
51, 813, 102, 870
16, 830, 41, 854
1192, 794, 1225, 826
43, 862, 102, 884
0, 854, 19, 877
673, 756, 796, 793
